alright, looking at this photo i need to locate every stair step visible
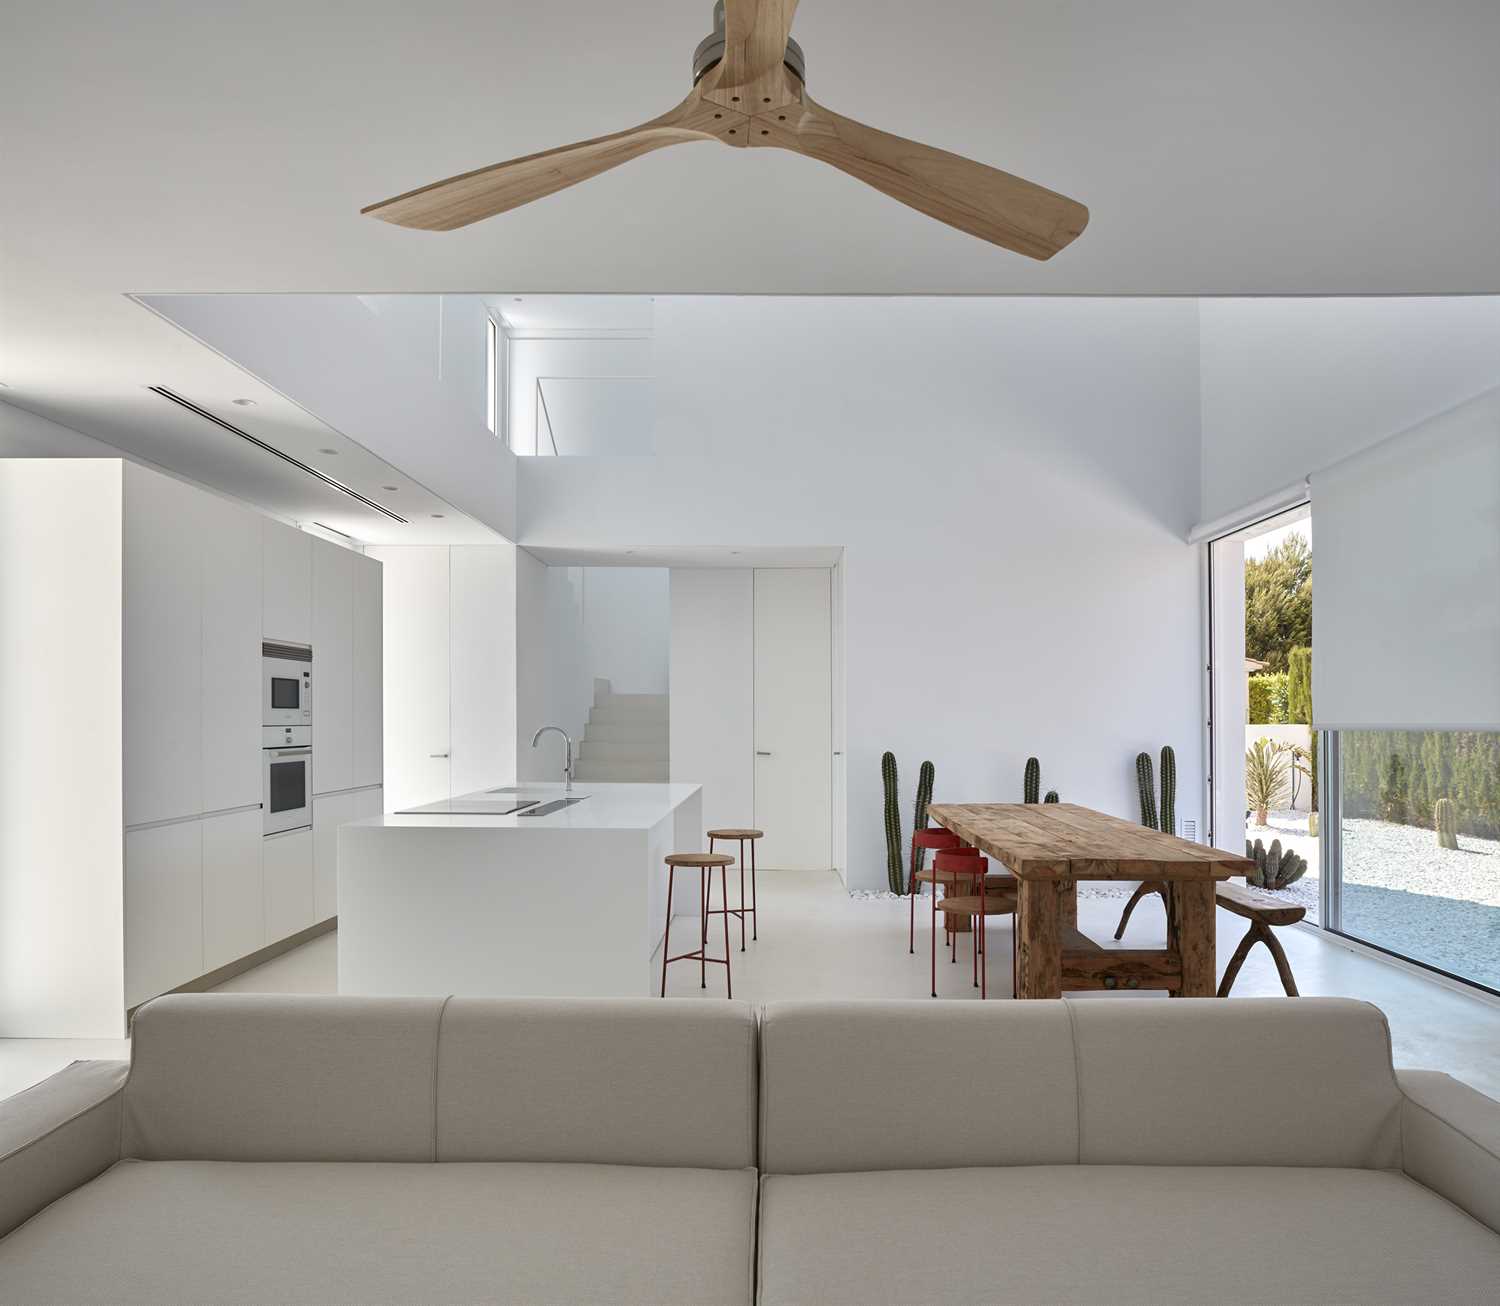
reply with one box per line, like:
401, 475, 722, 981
582, 720, 668, 743
579, 739, 668, 762
574, 759, 670, 782
598, 693, 668, 708
589, 705, 669, 727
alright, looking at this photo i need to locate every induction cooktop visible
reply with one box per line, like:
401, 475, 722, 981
395, 797, 541, 816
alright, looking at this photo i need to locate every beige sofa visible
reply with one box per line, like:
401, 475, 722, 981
1, 995, 1497, 1304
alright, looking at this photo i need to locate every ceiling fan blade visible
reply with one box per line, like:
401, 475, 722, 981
362, 95, 742, 231
753, 94, 1088, 260
718, 0, 799, 90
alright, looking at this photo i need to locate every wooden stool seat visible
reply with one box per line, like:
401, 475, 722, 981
1215, 880, 1306, 998
665, 852, 735, 867
936, 892, 1017, 916
707, 828, 762, 841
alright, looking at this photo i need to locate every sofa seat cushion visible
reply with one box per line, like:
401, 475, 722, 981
759, 1165, 1500, 1306
0, 1159, 756, 1305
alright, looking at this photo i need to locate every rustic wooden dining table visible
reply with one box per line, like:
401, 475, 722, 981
925, 802, 1255, 998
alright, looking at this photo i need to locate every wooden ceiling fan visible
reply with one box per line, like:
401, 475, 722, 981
362, 1, 1088, 260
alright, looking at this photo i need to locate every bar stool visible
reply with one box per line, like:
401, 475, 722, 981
909, 828, 960, 952
707, 828, 763, 950
660, 852, 736, 998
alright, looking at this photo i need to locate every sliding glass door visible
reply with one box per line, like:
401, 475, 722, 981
1210, 505, 1500, 996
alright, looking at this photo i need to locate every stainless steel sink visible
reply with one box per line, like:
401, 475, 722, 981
516, 797, 590, 817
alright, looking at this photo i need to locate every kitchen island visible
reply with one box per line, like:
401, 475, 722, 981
338, 782, 702, 997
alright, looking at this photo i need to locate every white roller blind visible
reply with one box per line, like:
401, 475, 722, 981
1311, 387, 1500, 731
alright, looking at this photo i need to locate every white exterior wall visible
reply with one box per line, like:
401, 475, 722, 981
521, 297, 1206, 890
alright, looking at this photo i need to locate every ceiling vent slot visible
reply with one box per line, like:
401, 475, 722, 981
147, 386, 407, 524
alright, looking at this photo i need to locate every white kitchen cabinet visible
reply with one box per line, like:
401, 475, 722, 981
200, 495, 263, 812
201, 807, 263, 972
124, 821, 203, 1009
123, 464, 203, 827
311, 538, 355, 794
262, 519, 311, 645
263, 826, 314, 942
313, 785, 381, 921
352, 554, 384, 788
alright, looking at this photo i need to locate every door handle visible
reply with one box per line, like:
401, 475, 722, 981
429, 752, 450, 759
756, 751, 772, 757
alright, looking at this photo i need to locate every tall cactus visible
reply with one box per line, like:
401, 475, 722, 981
1135, 752, 1158, 831
1158, 745, 1177, 837
1435, 797, 1459, 850
1044, 790, 1060, 804
1024, 757, 1041, 804
881, 751, 903, 894
909, 760, 935, 891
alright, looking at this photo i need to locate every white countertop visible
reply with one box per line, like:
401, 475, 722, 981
350, 782, 701, 833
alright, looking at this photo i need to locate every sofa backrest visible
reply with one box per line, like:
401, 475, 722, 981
759, 997, 1403, 1174
124, 994, 757, 1169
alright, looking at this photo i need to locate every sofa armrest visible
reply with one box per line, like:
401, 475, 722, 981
1399, 1068, 1500, 1235
0, 1060, 127, 1239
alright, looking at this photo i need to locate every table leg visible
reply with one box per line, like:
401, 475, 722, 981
1015, 880, 1062, 999
1058, 879, 1078, 932
1168, 880, 1217, 997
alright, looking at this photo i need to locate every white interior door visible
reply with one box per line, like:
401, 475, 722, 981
368, 546, 450, 810
754, 569, 832, 870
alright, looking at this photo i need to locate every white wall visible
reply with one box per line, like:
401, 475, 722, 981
1, 400, 128, 458
507, 337, 651, 456
583, 568, 669, 695
1199, 296, 1500, 523
670, 569, 756, 845
521, 297, 1206, 890
0, 460, 125, 1035
141, 294, 517, 540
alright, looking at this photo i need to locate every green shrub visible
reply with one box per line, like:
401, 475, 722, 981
1247, 672, 1289, 724
1342, 730, 1500, 838
1287, 647, 1312, 724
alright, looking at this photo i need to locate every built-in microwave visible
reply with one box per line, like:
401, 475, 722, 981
263, 725, 312, 835
263, 641, 312, 727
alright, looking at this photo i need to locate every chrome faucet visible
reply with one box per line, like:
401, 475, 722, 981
530, 726, 574, 792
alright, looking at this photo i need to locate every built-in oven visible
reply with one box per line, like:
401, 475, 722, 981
263, 641, 312, 727
263, 725, 312, 835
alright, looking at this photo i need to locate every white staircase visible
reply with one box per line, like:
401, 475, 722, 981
574, 680, 669, 783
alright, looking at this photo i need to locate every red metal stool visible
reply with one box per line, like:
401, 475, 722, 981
659, 851, 736, 998
937, 864, 1017, 999
707, 828, 763, 950
926, 849, 1009, 997
909, 828, 960, 952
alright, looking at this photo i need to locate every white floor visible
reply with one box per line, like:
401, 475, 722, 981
5, 871, 1500, 1102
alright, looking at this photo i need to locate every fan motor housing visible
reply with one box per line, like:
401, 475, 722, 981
692, 3, 806, 86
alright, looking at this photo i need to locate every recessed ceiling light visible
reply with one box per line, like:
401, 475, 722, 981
729, 550, 740, 555
231, 398, 257, 407
381, 485, 398, 492
317, 447, 338, 455
430, 513, 445, 519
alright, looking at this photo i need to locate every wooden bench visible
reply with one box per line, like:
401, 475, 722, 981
1214, 880, 1306, 997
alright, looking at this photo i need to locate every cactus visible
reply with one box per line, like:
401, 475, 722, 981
1244, 836, 1307, 890
909, 760, 935, 890
1158, 745, 1176, 837
881, 751, 903, 894
1135, 752, 1158, 831
1435, 797, 1459, 851
1024, 757, 1041, 805
1043, 790, 1060, 803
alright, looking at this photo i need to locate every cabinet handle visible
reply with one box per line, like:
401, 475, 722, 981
756, 751, 772, 756
429, 752, 450, 759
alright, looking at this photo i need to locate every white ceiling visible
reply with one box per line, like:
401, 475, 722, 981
496, 296, 655, 334
3, 1, 1498, 533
